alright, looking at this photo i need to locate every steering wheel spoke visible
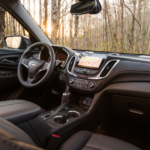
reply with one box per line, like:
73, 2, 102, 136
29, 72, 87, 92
39, 62, 49, 71
27, 76, 36, 83
22, 59, 30, 68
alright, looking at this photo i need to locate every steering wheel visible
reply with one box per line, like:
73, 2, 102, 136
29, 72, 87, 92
17, 42, 55, 88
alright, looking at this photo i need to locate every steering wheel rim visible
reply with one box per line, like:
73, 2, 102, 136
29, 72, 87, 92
17, 42, 55, 88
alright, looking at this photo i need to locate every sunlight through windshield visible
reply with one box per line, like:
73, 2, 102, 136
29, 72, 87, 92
20, 0, 150, 55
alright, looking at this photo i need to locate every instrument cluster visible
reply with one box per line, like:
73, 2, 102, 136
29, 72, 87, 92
56, 54, 67, 61
40, 46, 68, 68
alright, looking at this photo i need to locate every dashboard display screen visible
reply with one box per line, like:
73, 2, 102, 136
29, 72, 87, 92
77, 56, 103, 69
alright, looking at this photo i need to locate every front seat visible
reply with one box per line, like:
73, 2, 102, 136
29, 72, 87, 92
59, 131, 141, 150
0, 117, 35, 145
0, 100, 41, 125
0, 118, 141, 150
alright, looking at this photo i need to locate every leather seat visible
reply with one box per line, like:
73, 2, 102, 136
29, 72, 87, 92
0, 117, 35, 145
0, 122, 141, 150
59, 131, 141, 150
0, 100, 141, 150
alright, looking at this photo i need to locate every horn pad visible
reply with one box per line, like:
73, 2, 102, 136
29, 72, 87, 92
28, 60, 45, 77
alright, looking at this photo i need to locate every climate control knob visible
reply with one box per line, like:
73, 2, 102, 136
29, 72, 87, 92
88, 82, 95, 88
70, 79, 74, 84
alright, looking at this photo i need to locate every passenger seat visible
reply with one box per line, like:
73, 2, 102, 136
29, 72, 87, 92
59, 130, 141, 150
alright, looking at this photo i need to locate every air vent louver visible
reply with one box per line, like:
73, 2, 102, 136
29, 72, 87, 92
68, 57, 75, 72
100, 61, 117, 77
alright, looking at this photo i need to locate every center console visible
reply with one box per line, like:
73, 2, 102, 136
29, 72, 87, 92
40, 91, 86, 128
24, 52, 120, 148
67, 52, 119, 92
67, 52, 106, 92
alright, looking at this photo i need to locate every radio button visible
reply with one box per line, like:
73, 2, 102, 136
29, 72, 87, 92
70, 79, 74, 84
88, 82, 95, 88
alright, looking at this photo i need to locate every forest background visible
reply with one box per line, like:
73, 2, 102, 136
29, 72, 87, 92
0, 0, 150, 55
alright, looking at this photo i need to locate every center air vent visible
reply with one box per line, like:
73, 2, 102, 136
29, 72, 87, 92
100, 60, 118, 77
68, 56, 75, 72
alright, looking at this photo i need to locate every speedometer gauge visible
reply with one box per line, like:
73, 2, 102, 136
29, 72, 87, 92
62, 55, 67, 60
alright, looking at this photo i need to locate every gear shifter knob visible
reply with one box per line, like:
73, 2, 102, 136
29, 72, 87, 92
51, 92, 71, 116
61, 92, 71, 104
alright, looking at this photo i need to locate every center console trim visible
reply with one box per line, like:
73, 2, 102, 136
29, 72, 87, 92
89, 59, 120, 80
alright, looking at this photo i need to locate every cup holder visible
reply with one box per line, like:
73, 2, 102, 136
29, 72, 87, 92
67, 111, 80, 118
53, 110, 80, 124
53, 115, 67, 124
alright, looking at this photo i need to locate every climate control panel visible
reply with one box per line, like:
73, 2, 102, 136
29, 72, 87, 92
69, 77, 97, 90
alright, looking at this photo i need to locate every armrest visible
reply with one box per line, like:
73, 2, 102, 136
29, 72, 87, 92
0, 100, 41, 124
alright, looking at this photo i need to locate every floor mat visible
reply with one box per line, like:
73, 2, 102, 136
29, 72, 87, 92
113, 122, 150, 150
97, 119, 150, 150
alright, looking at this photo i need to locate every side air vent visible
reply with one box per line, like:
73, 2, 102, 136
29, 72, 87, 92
100, 60, 118, 77
68, 57, 75, 72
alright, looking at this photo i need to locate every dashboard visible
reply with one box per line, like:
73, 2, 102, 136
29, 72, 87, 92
30, 45, 150, 94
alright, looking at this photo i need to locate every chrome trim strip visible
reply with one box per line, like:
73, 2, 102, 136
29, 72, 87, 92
53, 115, 68, 124
67, 55, 120, 80
67, 55, 77, 77
109, 54, 150, 62
67, 110, 80, 116
61, 47, 70, 68
88, 60, 120, 80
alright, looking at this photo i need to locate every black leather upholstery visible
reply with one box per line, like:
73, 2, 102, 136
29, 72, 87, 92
0, 100, 41, 124
0, 117, 35, 145
59, 131, 141, 150
0, 128, 43, 150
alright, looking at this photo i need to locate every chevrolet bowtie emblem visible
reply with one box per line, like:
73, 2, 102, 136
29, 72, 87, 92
31, 63, 36, 66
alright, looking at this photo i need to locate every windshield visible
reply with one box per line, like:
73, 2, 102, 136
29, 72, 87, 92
21, 0, 150, 55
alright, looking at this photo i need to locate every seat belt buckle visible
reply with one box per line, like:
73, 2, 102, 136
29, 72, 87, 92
47, 134, 61, 150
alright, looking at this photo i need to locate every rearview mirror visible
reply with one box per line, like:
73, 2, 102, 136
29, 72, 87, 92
3, 36, 29, 49
71, 0, 102, 15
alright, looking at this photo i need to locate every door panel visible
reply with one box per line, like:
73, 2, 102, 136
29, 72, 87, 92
0, 49, 24, 90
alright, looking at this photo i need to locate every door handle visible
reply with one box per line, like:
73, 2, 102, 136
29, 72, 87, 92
1, 59, 15, 64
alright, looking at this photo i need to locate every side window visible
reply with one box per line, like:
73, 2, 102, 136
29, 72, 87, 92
0, 6, 29, 49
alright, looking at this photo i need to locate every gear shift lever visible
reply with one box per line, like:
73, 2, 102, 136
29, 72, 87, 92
51, 92, 71, 116
61, 92, 71, 104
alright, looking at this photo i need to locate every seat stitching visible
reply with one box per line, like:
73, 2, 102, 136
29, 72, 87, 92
0, 101, 30, 107
0, 119, 32, 139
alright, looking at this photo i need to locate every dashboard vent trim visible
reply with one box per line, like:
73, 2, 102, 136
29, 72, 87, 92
67, 56, 77, 77
69, 57, 75, 72
88, 59, 120, 80
100, 60, 118, 77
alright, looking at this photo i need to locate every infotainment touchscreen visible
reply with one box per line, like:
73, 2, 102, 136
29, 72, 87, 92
77, 56, 103, 69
